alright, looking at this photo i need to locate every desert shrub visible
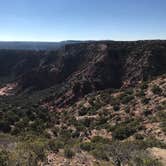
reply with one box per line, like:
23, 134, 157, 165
95, 116, 108, 127
11, 126, 21, 135
80, 136, 110, 161
125, 106, 130, 113
81, 137, 165, 164
112, 120, 140, 140
0, 121, 11, 133
135, 133, 144, 140
107, 140, 163, 166
136, 89, 145, 97
141, 97, 150, 104
59, 129, 72, 143
112, 125, 133, 140
122, 95, 134, 104
71, 130, 80, 138
9, 138, 47, 165
110, 96, 120, 106
140, 82, 148, 90
80, 142, 94, 151
90, 142, 110, 161
160, 121, 166, 134
0, 150, 9, 166
64, 147, 75, 158
87, 107, 98, 115
124, 88, 134, 95
68, 116, 77, 126
100, 92, 111, 103
143, 109, 152, 116
91, 136, 110, 144
91, 147, 109, 161
15, 119, 28, 132
156, 102, 166, 111
75, 124, 86, 132
5, 111, 19, 124
77, 118, 93, 128
107, 141, 139, 165
151, 85, 162, 95
51, 127, 60, 137
78, 108, 88, 116
119, 92, 135, 104
156, 111, 166, 133
29, 119, 46, 132
25, 139, 47, 162
140, 137, 166, 149
157, 111, 166, 121
131, 153, 162, 166
48, 139, 64, 152
113, 105, 120, 111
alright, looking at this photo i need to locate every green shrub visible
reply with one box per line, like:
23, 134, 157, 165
48, 140, 64, 152
110, 96, 119, 106
78, 108, 87, 116
161, 121, 166, 134
91, 136, 110, 144
157, 111, 166, 121
140, 82, 148, 90
113, 105, 120, 111
112, 120, 140, 140
143, 110, 152, 116
10, 138, 47, 165
30, 140, 46, 161
0, 121, 11, 133
152, 85, 162, 95
124, 88, 134, 95
141, 97, 150, 104
87, 107, 98, 115
137, 90, 146, 97
135, 133, 144, 140
91, 144, 109, 161
132, 154, 162, 166
0, 150, 9, 166
140, 137, 166, 149
71, 130, 80, 138
120, 94, 134, 104
58, 129, 73, 143
80, 142, 94, 151
95, 116, 108, 126
157, 111, 166, 133
77, 118, 93, 128
64, 147, 75, 158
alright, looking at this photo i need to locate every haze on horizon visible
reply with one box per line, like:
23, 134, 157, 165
0, 0, 166, 42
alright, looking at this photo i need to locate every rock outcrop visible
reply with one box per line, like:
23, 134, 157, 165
0, 40, 166, 106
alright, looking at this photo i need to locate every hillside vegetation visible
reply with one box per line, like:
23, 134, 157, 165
0, 40, 166, 165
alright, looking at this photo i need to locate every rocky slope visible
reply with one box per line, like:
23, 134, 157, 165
0, 40, 165, 105
0, 40, 166, 166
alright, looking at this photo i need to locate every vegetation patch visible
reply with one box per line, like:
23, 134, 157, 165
152, 85, 162, 95
111, 119, 141, 140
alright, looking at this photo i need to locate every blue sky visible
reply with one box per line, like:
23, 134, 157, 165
0, 0, 166, 41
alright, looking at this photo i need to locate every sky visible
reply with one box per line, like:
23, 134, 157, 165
0, 0, 166, 41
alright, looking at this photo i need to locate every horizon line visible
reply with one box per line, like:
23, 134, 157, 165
0, 39, 165, 43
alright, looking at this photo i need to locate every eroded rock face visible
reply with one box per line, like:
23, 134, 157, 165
0, 41, 166, 105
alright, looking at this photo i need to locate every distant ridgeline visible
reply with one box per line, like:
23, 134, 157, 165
0, 41, 82, 50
